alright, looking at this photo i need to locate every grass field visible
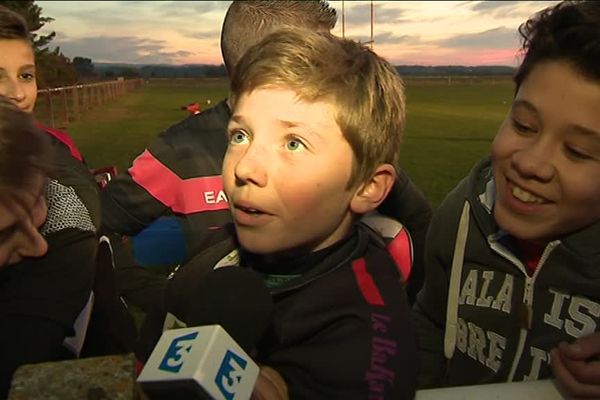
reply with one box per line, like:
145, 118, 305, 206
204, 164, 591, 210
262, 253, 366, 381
65, 77, 514, 208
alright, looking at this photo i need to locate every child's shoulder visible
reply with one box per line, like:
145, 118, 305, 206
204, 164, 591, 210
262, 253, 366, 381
360, 214, 413, 283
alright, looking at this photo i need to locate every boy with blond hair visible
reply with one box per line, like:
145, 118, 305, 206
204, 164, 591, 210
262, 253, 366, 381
154, 29, 418, 399
102, 0, 431, 306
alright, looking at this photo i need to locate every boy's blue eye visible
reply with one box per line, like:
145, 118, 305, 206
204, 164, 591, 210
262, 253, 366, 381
286, 138, 305, 152
230, 131, 248, 144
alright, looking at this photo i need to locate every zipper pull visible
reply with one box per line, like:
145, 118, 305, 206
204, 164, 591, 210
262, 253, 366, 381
518, 302, 532, 330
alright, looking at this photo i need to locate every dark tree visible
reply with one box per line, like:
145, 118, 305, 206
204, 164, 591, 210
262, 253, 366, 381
73, 56, 96, 78
36, 47, 77, 87
0, 0, 55, 50
119, 67, 140, 79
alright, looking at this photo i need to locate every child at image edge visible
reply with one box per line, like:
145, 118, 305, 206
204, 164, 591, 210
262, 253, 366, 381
413, 1, 600, 398
157, 28, 418, 399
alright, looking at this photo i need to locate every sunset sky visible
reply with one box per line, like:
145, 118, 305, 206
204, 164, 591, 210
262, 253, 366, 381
37, 1, 559, 66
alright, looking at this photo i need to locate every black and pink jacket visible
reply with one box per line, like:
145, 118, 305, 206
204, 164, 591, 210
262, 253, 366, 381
100, 100, 231, 256
163, 222, 419, 399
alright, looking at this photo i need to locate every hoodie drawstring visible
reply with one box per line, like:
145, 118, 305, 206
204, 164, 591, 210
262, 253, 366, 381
444, 200, 470, 359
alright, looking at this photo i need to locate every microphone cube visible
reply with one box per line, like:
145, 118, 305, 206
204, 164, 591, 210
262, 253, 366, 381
138, 325, 259, 400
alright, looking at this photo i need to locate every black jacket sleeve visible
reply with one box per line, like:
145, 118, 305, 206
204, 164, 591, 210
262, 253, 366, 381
0, 228, 96, 398
100, 134, 174, 236
101, 104, 231, 237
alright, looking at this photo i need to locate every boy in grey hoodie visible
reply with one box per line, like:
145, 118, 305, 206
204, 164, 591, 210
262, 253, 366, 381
414, 1, 600, 398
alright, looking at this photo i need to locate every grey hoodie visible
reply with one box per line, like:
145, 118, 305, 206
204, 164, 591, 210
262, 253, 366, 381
413, 155, 600, 388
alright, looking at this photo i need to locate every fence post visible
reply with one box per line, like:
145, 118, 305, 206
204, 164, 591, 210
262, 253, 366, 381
72, 86, 80, 121
36, 79, 142, 128
60, 88, 69, 127
82, 84, 89, 111
46, 89, 55, 128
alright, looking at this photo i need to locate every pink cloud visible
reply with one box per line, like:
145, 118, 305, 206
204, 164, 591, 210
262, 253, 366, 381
381, 46, 522, 66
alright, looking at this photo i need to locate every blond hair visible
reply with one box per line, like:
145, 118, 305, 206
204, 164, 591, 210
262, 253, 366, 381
230, 28, 406, 188
221, 0, 337, 76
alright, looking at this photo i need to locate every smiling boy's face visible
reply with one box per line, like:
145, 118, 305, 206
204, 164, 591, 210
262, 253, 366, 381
492, 61, 600, 242
223, 87, 360, 256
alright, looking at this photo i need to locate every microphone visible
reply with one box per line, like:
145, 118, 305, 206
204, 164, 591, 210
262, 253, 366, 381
137, 266, 273, 400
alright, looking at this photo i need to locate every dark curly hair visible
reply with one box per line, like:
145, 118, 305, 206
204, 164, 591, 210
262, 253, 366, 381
514, 1, 600, 90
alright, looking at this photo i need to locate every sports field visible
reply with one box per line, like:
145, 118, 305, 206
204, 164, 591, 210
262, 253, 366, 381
66, 77, 514, 208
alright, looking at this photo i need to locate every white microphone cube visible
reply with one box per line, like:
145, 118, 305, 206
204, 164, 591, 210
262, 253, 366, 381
138, 325, 259, 400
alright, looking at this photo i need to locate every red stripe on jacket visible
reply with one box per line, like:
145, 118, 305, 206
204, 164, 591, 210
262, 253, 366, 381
38, 123, 83, 162
352, 258, 384, 306
129, 149, 230, 214
387, 228, 412, 282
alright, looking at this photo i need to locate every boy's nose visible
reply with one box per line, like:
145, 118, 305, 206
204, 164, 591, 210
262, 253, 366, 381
234, 146, 268, 187
511, 143, 555, 182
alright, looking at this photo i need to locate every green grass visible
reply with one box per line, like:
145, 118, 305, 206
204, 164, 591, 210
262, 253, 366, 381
66, 78, 229, 172
401, 80, 513, 205
64, 77, 514, 208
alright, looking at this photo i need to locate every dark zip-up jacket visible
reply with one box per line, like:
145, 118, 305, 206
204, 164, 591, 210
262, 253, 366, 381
161, 223, 418, 399
413, 156, 600, 388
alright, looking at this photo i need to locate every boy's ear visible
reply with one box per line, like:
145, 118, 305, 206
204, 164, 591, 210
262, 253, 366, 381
350, 164, 396, 214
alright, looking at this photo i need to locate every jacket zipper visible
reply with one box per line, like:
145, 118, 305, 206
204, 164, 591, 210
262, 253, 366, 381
489, 237, 559, 381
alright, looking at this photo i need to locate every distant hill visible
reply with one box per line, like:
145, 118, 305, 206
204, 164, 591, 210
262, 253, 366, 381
94, 62, 515, 78
95, 63, 227, 78
397, 65, 515, 76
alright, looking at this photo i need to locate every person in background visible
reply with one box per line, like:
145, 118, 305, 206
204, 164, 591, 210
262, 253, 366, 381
101, 0, 432, 305
413, 1, 600, 397
0, 96, 97, 399
156, 28, 418, 399
0, 6, 133, 395
0, 4, 100, 226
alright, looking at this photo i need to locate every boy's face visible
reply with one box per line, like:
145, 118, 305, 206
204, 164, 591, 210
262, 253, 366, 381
223, 87, 358, 256
492, 61, 600, 242
0, 39, 37, 113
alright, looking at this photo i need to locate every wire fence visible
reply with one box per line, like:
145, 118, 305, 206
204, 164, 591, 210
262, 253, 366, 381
34, 78, 144, 129
403, 75, 513, 86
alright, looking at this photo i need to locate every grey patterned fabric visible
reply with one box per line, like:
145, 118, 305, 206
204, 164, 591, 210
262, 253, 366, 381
40, 179, 95, 236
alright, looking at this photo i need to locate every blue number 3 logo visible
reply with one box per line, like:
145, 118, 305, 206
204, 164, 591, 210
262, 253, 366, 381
215, 350, 248, 400
158, 331, 199, 373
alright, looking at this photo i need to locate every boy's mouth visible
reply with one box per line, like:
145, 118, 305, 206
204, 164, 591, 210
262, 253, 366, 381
238, 205, 264, 215
507, 178, 551, 205
511, 185, 545, 204
234, 201, 269, 216
232, 202, 273, 227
